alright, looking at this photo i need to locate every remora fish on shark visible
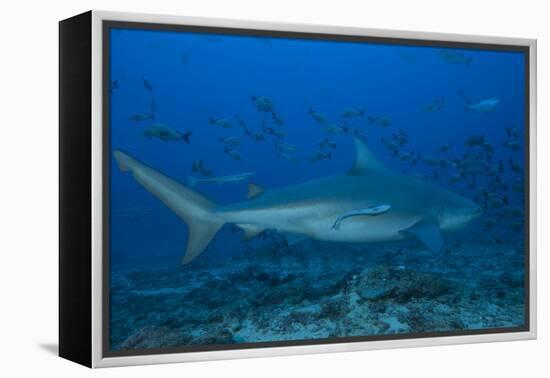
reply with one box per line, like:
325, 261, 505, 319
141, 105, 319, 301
113, 138, 483, 264
187, 172, 255, 187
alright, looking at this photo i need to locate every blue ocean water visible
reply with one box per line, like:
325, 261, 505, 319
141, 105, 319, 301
108, 27, 526, 351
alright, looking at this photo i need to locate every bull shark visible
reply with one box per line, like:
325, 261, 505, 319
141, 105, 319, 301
113, 138, 483, 264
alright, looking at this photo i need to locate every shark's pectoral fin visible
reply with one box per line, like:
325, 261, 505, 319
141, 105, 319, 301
247, 183, 265, 199
237, 224, 265, 241
400, 217, 443, 252
282, 233, 308, 246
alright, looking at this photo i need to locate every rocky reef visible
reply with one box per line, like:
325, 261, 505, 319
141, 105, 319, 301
110, 237, 525, 351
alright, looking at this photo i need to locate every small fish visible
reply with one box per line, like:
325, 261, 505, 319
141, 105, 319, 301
482, 143, 494, 154
368, 116, 392, 127
129, 112, 155, 121
143, 123, 192, 143
397, 48, 416, 63
331, 204, 391, 230
508, 159, 522, 174
275, 141, 298, 152
498, 160, 505, 173
191, 159, 213, 177
423, 97, 445, 112
457, 90, 499, 113
224, 147, 241, 160
505, 125, 521, 139
504, 206, 524, 218
449, 175, 462, 184
234, 114, 247, 129
309, 150, 332, 163
422, 156, 440, 166
251, 96, 275, 113
142, 76, 153, 92
150, 98, 157, 113
392, 129, 409, 146
187, 172, 254, 187
513, 182, 524, 194
342, 106, 365, 118
262, 127, 275, 136
503, 139, 521, 151
218, 136, 240, 148
439, 143, 453, 153
308, 106, 327, 125
464, 134, 485, 147
511, 220, 524, 233
319, 138, 337, 150
255, 37, 272, 47
181, 52, 191, 64
203, 35, 222, 43
342, 126, 362, 136
400, 151, 413, 161
109, 80, 120, 93
277, 151, 298, 164
273, 129, 286, 139
244, 127, 265, 141
438, 50, 473, 67
209, 118, 232, 128
324, 124, 345, 134
251, 132, 265, 142
147, 41, 165, 50
484, 218, 497, 229
272, 112, 284, 126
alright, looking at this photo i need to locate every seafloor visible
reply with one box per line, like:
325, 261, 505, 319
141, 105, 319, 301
110, 235, 525, 351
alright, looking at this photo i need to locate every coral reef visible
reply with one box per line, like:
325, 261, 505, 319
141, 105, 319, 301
110, 238, 525, 351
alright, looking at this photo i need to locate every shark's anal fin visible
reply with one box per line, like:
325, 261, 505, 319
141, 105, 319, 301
237, 224, 264, 241
247, 183, 265, 199
331, 204, 391, 230
400, 217, 443, 252
347, 138, 390, 176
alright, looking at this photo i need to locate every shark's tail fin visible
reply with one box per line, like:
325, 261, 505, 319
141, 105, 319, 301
113, 150, 223, 264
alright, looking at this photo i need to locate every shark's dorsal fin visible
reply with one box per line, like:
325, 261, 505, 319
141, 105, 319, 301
400, 217, 443, 252
247, 183, 265, 199
348, 138, 390, 176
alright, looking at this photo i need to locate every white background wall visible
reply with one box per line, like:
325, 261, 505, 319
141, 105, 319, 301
0, 0, 546, 376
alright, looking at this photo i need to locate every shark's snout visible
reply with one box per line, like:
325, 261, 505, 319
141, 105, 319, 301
439, 197, 484, 232
459, 201, 484, 224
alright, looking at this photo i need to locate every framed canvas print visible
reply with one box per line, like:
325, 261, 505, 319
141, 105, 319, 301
59, 10, 537, 368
